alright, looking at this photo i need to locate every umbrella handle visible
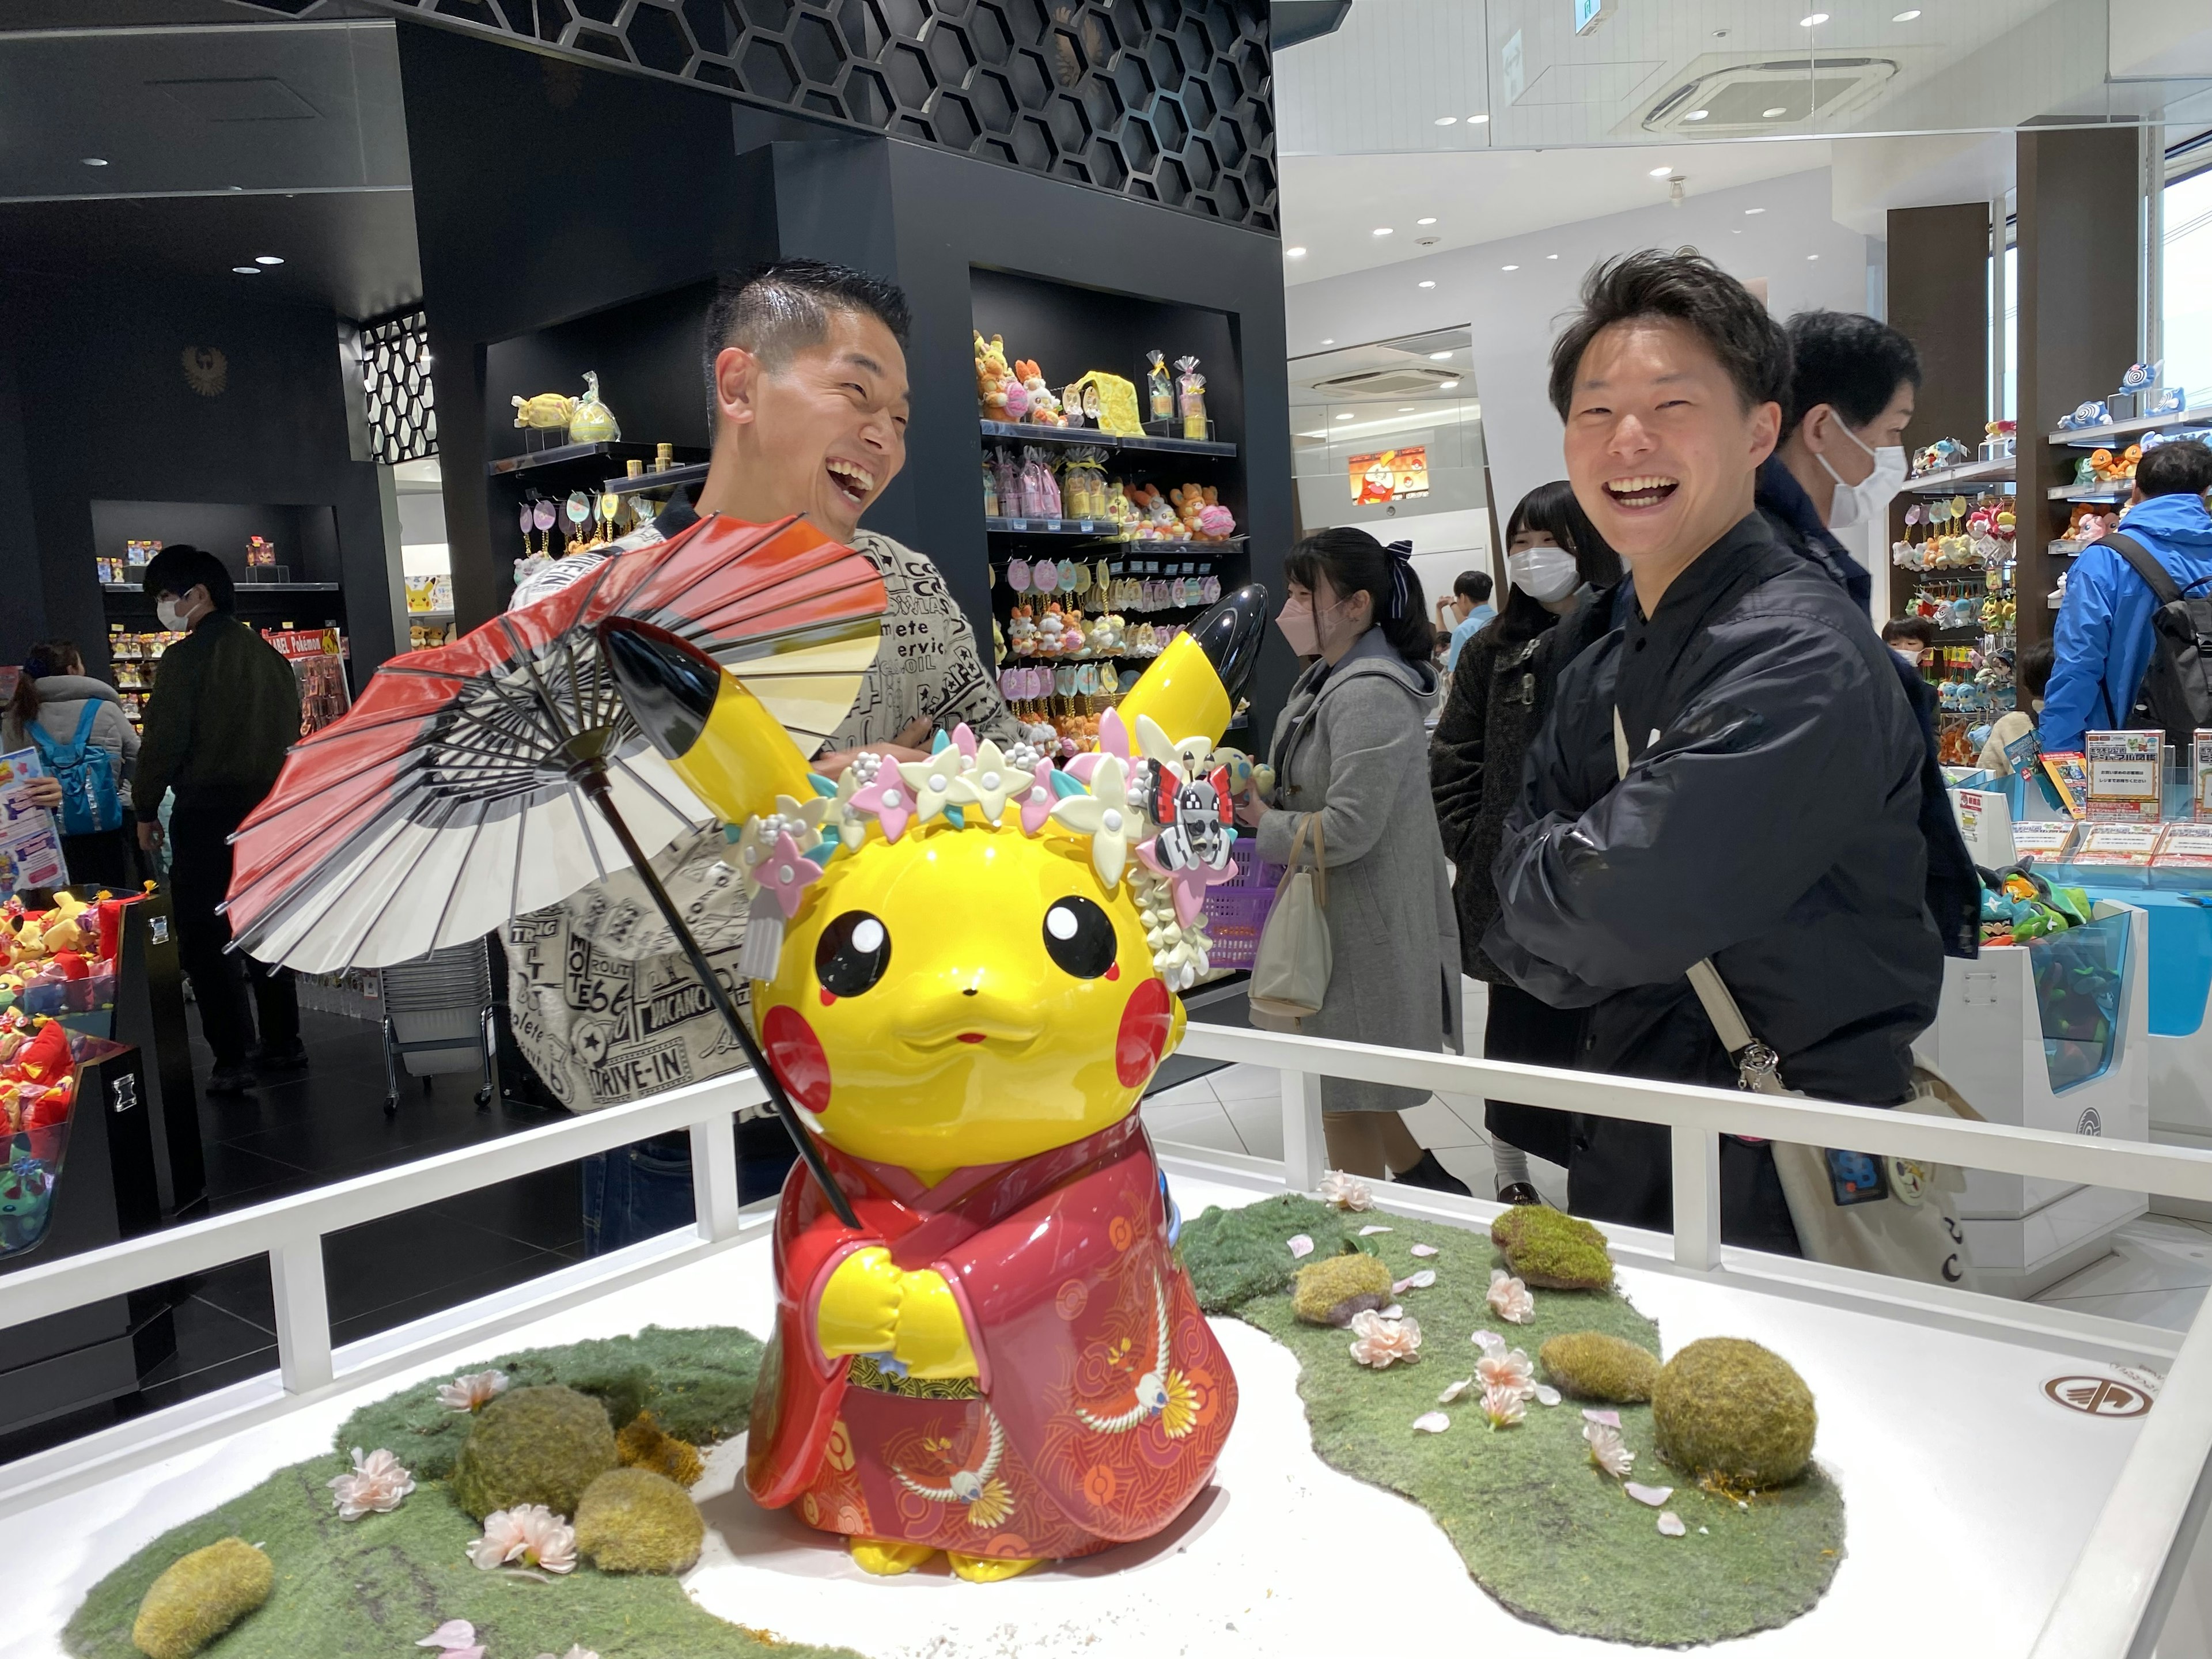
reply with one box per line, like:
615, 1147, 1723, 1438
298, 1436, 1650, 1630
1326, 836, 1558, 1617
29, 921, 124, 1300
572, 761, 863, 1232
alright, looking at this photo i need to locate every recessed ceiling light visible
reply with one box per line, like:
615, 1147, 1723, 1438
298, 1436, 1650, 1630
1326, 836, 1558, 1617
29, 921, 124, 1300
1807, 253, 1821, 260
1286, 245, 1308, 257
1373, 227, 1394, 236
1684, 109, 1710, 121
1800, 11, 1828, 24
1416, 217, 1438, 226
1501, 264, 1519, 271
1649, 165, 1673, 177
1419, 280, 1436, 289
1745, 207, 1767, 215
253, 255, 283, 266
1429, 351, 1453, 361
1321, 339, 1335, 345
1892, 7, 1922, 17
232, 266, 260, 275
1467, 113, 1490, 124
81, 157, 107, 167
1546, 253, 1560, 259
1398, 406, 1415, 412
1335, 412, 1355, 421
1438, 380, 1460, 389
1762, 106, 1789, 118
1434, 116, 1457, 126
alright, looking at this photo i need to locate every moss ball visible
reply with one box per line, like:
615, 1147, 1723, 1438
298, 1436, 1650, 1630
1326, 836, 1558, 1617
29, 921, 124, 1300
616, 1409, 705, 1488
1538, 1331, 1660, 1402
450, 1384, 617, 1521
1490, 1207, 1613, 1290
573, 1467, 706, 1574
131, 1537, 272, 1659
1652, 1338, 1817, 1488
1290, 1253, 1395, 1327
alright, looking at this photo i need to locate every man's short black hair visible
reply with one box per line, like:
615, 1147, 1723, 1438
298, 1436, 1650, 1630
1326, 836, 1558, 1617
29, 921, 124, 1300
703, 259, 912, 426
1881, 615, 1937, 649
2136, 438, 2212, 499
141, 544, 234, 613
1548, 249, 1790, 421
1455, 570, 1493, 603
1783, 310, 1921, 438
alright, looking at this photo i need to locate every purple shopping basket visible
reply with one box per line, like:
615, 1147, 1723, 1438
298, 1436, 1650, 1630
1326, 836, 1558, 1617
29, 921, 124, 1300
1201, 835, 1285, 970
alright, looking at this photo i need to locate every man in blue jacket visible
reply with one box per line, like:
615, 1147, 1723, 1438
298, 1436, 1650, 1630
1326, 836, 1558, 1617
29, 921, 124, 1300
2042, 439, 2212, 751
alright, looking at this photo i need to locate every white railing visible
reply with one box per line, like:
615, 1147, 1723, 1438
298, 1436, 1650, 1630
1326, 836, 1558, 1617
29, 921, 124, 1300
3, 1022, 2209, 1659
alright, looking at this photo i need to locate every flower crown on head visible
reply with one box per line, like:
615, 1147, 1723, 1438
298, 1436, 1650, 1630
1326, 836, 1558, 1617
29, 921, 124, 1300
726, 707, 1237, 990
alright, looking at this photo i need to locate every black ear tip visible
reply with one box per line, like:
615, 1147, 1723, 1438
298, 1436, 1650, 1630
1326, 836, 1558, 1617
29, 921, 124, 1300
1188, 583, 1269, 701
599, 617, 721, 752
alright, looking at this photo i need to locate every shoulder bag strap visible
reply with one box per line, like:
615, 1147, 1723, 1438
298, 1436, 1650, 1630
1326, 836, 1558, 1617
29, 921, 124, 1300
2103, 532, 2186, 608
1275, 813, 1327, 908
67, 699, 101, 759
1613, 706, 1788, 1094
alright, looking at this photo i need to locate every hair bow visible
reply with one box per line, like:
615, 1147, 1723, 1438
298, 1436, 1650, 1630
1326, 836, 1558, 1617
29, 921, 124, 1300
1384, 540, 1413, 618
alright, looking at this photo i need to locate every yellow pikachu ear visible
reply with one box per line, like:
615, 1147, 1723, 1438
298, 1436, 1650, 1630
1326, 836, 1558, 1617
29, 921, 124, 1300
1115, 584, 1270, 747
601, 619, 812, 825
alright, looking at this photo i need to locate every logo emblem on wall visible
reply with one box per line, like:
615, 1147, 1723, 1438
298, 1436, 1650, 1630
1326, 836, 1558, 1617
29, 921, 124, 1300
2042, 1374, 2153, 1418
2077, 1107, 2103, 1137
181, 346, 228, 397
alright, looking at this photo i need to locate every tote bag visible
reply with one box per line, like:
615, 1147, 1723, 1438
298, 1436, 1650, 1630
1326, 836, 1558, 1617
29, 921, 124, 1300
1611, 709, 1978, 1287
1248, 815, 1332, 1022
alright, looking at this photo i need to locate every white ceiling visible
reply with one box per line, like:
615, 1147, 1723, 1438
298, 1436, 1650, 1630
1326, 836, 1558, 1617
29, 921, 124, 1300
1278, 139, 1834, 284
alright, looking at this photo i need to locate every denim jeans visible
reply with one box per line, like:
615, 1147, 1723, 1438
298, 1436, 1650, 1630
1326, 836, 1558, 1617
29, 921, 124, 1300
580, 1120, 801, 1256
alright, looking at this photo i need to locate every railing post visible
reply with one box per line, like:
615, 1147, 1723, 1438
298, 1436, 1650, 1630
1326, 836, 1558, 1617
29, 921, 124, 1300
270, 1236, 334, 1393
691, 1111, 743, 1242
1671, 1124, 1722, 1272
1282, 1066, 1327, 1193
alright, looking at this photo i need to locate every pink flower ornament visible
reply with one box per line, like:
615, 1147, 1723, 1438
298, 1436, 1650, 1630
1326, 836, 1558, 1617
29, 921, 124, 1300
436, 1369, 507, 1413
754, 831, 823, 920
329, 1446, 415, 1519
1487, 1268, 1535, 1325
1018, 759, 1058, 835
1479, 1382, 1527, 1429
1348, 1309, 1423, 1369
467, 1504, 577, 1574
1136, 832, 1240, 925
849, 766, 915, 841
1475, 1348, 1536, 1401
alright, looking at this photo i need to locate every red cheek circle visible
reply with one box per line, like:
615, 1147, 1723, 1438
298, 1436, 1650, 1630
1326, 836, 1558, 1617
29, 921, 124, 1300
763, 1003, 832, 1113
1115, 978, 1173, 1088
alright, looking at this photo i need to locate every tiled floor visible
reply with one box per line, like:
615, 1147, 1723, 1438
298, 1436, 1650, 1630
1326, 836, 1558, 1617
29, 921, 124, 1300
1145, 1061, 2212, 1334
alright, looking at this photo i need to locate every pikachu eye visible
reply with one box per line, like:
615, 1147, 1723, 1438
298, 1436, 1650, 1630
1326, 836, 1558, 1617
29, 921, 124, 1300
1041, 896, 1116, 979
816, 910, 891, 996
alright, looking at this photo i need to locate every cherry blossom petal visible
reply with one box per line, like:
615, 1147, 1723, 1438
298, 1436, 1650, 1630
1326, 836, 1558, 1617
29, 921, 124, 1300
1358, 1224, 1394, 1236
1582, 1408, 1622, 1427
1411, 1411, 1451, 1434
1658, 1512, 1687, 1538
1409, 1243, 1440, 1258
1438, 1376, 1475, 1404
1472, 1329, 1507, 1355
1625, 1483, 1675, 1508
1287, 1233, 1315, 1259
418, 1622, 478, 1650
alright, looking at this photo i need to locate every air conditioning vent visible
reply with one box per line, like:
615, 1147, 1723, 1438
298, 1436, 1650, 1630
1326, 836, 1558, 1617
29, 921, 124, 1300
1308, 366, 1461, 398
1641, 56, 1898, 134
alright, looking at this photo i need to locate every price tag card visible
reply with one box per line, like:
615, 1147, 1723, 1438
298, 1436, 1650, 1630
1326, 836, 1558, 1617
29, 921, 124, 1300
2195, 731, 2212, 823
2155, 822, 2212, 867
2086, 730, 2163, 819
2012, 820, 2082, 862
2074, 822, 2164, 866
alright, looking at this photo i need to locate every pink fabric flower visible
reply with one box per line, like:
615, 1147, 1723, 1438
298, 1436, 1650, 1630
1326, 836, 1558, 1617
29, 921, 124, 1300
849, 767, 915, 841
1476, 1348, 1536, 1401
467, 1503, 577, 1574
435, 1370, 506, 1413
329, 1446, 415, 1519
1479, 1382, 1527, 1429
1018, 759, 1058, 835
1487, 1267, 1535, 1324
1584, 1419, 1635, 1479
1347, 1309, 1423, 1369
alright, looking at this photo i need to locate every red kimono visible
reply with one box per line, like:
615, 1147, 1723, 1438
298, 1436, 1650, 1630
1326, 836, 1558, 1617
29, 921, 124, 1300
745, 1112, 1236, 1563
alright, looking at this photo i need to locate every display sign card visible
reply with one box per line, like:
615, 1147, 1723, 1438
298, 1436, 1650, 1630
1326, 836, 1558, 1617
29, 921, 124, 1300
2154, 823, 2212, 867
2003, 725, 2041, 782
1950, 787, 2018, 868
2195, 731, 2212, 822
0, 748, 67, 895
2040, 752, 2089, 820
2085, 730, 2164, 822
2012, 820, 2081, 862
2073, 823, 2164, 866
1348, 447, 1429, 505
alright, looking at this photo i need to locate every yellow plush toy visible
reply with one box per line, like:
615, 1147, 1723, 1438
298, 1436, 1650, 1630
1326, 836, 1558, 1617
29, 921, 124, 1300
40, 891, 90, 955
973, 332, 1013, 419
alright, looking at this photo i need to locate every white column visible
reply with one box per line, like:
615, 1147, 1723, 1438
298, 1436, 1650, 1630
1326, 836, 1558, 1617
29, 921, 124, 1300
1671, 1124, 1722, 1272
271, 1236, 334, 1393
1281, 1066, 1327, 1192
691, 1111, 744, 1242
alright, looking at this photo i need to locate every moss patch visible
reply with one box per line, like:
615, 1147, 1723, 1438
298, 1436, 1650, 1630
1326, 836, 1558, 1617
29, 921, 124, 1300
450, 1385, 618, 1522
1492, 1207, 1615, 1290
1291, 1255, 1395, 1326
1653, 1338, 1818, 1488
574, 1468, 706, 1575
63, 1461, 860, 1659
1188, 1204, 1844, 1646
1539, 1331, 1661, 1403
334, 1326, 762, 1482
130, 1538, 271, 1659
1177, 1193, 1360, 1312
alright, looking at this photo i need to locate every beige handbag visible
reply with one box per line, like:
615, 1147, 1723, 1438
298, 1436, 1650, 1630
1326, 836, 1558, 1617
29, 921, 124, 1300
1611, 710, 1979, 1287
1248, 815, 1332, 1022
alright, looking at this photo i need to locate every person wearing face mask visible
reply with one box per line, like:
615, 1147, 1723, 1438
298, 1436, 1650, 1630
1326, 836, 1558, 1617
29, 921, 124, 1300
1240, 529, 1467, 1193
1760, 309, 1981, 963
134, 544, 305, 1095
1430, 484, 1623, 1205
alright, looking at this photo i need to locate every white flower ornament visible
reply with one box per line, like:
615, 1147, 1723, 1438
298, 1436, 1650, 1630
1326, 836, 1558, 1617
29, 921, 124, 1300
950, 738, 1018, 825
1050, 751, 1134, 888
896, 752, 965, 828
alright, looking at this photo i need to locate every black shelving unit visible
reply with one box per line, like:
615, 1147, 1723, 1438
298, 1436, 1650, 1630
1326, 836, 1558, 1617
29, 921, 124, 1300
486, 440, 704, 481
979, 419, 1237, 459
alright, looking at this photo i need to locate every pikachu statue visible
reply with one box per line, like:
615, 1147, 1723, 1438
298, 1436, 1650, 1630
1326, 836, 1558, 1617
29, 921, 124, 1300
602, 589, 1267, 1583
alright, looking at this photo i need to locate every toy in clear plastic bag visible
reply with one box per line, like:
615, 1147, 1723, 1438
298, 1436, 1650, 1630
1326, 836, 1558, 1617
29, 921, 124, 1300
1174, 355, 1207, 440
1145, 349, 1173, 423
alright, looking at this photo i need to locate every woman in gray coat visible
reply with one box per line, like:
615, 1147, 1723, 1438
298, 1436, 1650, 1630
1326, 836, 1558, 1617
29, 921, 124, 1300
1240, 529, 1467, 1193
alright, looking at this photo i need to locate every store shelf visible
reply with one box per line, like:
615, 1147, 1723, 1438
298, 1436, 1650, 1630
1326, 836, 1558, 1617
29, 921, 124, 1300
488, 440, 706, 480
406, 609, 456, 624
602, 461, 709, 497
2049, 483, 2132, 502
103, 582, 339, 594
1904, 457, 2016, 494
2046, 403, 2212, 446
979, 419, 1236, 458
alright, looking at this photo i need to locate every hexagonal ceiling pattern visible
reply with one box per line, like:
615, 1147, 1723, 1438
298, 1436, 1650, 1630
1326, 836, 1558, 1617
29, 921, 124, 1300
270, 0, 1277, 232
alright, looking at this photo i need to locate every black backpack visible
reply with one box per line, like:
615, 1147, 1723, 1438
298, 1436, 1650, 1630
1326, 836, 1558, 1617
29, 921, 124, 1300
2099, 531, 2212, 745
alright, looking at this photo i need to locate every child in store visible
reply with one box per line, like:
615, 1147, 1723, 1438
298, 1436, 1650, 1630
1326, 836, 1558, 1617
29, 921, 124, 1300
1976, 639, 2054, 775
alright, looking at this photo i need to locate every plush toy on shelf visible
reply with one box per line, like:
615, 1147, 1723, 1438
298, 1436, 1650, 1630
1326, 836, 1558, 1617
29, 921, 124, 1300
974, 332, 1015, 420
600, 592, 1270, 1585
1014, 361, 1065, 426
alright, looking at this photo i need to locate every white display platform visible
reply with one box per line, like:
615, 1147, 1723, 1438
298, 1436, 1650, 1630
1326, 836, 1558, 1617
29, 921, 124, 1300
0, 1171, 2183, 1659
1914, 901, 2152, 1297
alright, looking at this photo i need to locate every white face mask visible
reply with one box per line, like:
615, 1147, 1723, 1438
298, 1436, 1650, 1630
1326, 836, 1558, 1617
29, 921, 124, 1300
1508, 544, 1581, 603
1816, 419, 1908, 530
156, 597, 192, 632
